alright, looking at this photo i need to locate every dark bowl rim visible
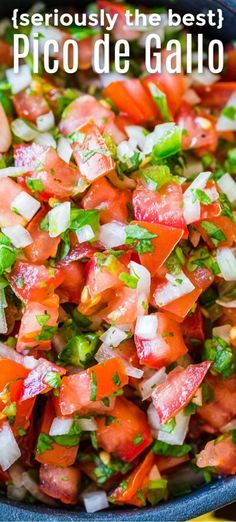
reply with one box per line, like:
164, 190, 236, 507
0, 476, 236, 521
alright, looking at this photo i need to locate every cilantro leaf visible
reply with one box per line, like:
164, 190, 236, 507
152, 440, 191, 457
200, 221, 226, 246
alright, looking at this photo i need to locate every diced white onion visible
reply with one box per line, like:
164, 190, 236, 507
0, 308, 7, 334
139, 368, 166, 400
82, 490, 109, 513
154, 271, 195, 307
57, 136, 72, 163
158, 411, 190, 446
190, 67, 220, 86
135, 315, 158, 340
36, 111, 55, 132
216, 298, 236, 308
12, 119, 38, 142
220, 419, 236, 433
77, 418, 97, 432
147, 403, 161, 434
95, 343, 143, 379
49, 417, 73, 437
0, 341, 37, 368
99, 221, 126, 248
22, 472, 53, 504
6, 65, 32, 94
76, 224, 95, 244
48, 201, 71, 238
212, 324, 231, 343
34, 132, 56, 148
100, 326, 127, 347
11, 191, 40, 222
117, 140, 138, 162
0, 167, 32, 178
2, 225, 32, 248
216, 248, 236, 281
100, 73, 126, 88
0, 423, 21, 470
182, 88, 201, 106
216, 91, 236, 132
125, 125, 147, 150
217, 173, 236, 204
143, 123, 176, 155
183, 171, 211, 225
7, 485, 26, 501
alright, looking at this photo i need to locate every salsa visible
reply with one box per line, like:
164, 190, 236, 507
0, 0, 235, 513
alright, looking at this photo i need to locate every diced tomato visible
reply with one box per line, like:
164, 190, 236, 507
103, 119, 126, 144
13, 90, 49, 123
59, 241, 98, 265
24, 208, 60, 263
197, 375, 236, 430
72, 121, 114, 182
133, 181, 186, 231
103, 80, 157, 124
16, 295, 59, 352
142, 71, 186, 115
98, 1, 139, 41
152, 361, 211, 423
176, 102, 218, 152
155, 455, 189, 473
130, 220, 184, 276
197, 434, 236, 475
56, 261, 84, 303
135, 312, 187, 369
59, 94, 114, 136
8, 261, 63, 303
36, 399, 78, 467
40, 464, 80, 504
0, 359, 35, 436
0, 103, 11, 154
53, 395, 116, 417
18, 357, 66, 401
152, 266, 214, 322
181, 306, 205, 347
0, 177, 27, 227
82, 177, 131, 224
82, 253, 124, 302
14, 144, 80, 199
100, 285, 138, 325
110, 452, 154, 506
96, 397, 152, 463
196, 82, 236, 109
195, 216, 236, 248
18, 420, 36, 467
0, 39, 12, 67
59, 358, 128, 415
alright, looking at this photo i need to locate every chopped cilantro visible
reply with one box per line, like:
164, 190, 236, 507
133, 434, 143, 445
36, 433, 53, 454
152, 440, 191, 457
192, 188, 211, 205
90, 370, 97, 401
44, 371, 62, 389
119, 272, 139, 289
160, 417, 176, 433
200, 221, 226, 246
26, 178, 44, 194
35, 325, 57, 341
222, 105, 236, 120
112, 372, 121, 387
203, 336, 236, 378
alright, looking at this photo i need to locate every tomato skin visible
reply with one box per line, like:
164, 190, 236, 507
155, 455, 189, 473
131, 220, 184, 276
152, 361, 211, 423
36, 399, 78, 467
59, 358, 128, 415
135, 312, 187, 369
197, 375, 236, 431
8, 261, 63, 304
72, 121, 114, 182
59, 94, 114, 136
110, 452, 154, 506
0, 39, 12, 67
59, 241, 98, 265
82, 177, 131, 224
24, 208, 60, 263
14, 144, 80, 199
195, 216, 236, 249
40, 464, 81, 504
103, 80, 157, 124
0, 177, 27, 227
133, 181, 185, 230
97, 397, 152, 463
0, 359, 35, 436
176, 102, 218, 152
181, 306, 205, 348
197, 434, 236, 475
56, 261, 84, 303
196, 82, 236, 109
18, 358, 66, 401
13, 90, 49, 123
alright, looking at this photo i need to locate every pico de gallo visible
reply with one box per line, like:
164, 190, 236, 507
0, 0, 235, 513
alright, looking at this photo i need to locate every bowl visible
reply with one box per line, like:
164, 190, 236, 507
0, 0, 236, 519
